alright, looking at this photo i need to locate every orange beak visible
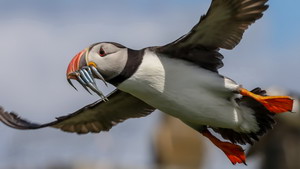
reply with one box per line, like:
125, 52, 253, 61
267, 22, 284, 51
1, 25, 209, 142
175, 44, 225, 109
66, 48, 87, 80
65, 48, 108, 101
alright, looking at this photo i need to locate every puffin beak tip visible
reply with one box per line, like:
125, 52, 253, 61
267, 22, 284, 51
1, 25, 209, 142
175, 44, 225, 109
66, 49, 87, 79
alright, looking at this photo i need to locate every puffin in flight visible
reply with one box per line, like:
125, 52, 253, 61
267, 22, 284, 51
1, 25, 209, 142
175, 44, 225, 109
0, 0, 294, 165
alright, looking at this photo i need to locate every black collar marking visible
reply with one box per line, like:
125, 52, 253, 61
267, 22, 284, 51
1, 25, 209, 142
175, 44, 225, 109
108, 49, 144, 86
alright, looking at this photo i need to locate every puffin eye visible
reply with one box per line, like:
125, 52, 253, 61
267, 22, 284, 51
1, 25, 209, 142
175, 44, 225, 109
99, 47, 106, 57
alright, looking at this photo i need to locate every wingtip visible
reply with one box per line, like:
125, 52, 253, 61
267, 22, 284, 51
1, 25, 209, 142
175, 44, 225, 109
0, 106, 42, 130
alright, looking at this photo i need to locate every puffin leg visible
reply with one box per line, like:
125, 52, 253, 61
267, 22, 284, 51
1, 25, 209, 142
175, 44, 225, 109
201, 129, 246, 165
239, 88, 293, 114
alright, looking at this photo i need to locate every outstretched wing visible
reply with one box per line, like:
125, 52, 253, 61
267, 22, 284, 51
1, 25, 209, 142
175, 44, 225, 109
157, 0, 268, 72
163, 0, 268, 50
0, 90, 155, 134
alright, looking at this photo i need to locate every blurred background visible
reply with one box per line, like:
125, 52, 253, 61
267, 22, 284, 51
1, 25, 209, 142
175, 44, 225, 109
0, 0, 299, 169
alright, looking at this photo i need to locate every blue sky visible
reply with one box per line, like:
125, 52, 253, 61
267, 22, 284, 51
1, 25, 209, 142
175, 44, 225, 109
267, 0, 300, 47
0, 0, 299, 168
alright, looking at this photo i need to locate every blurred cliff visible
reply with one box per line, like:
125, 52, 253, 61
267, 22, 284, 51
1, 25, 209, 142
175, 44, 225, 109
152, 114, 206, 169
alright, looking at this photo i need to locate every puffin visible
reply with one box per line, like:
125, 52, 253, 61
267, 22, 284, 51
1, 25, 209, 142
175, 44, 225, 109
0, 0, 294, 165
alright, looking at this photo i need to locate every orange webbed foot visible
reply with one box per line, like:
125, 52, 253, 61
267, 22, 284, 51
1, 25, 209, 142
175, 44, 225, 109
239, 88, 293, 114
202, 130, 247, 165
217, 141, 246, 165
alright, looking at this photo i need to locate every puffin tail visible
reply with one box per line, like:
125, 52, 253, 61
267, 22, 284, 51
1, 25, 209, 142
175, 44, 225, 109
214, 87, 292, 145
206, 88, 283, 165
238, 87, 277, 137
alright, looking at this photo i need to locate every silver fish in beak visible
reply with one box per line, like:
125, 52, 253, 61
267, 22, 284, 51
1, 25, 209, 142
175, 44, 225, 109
66, 48, 108, 101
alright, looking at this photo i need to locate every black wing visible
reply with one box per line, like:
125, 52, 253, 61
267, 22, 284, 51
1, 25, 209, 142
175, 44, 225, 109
0, 90, 155, 134
157, 0, 268, 72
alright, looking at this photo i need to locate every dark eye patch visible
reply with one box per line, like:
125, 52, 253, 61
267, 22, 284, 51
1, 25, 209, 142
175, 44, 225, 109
99, 47, 106, 57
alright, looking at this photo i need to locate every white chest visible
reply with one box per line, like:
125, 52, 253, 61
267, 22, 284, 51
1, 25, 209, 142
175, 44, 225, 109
118, 49, 237, 125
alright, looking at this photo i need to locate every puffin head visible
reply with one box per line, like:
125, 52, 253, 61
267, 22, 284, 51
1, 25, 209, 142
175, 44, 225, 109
66, 42, 128, 100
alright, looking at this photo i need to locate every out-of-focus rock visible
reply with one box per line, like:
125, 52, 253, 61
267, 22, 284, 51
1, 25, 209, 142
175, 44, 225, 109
153, 114, 206, 169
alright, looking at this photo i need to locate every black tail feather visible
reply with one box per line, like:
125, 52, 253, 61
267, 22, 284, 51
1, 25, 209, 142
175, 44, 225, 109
213, 87, 276, 145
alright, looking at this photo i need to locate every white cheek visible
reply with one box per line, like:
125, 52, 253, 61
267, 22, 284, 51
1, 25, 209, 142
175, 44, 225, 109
90, 55, 107, 71
86, 52, 101, 65
87, 50, 128, 79
86, 53, 108, 74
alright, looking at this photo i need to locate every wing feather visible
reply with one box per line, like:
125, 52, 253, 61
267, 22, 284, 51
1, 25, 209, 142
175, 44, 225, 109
0, 90, 155, 134
157, 0, 268, 72
185, 0, 269, 49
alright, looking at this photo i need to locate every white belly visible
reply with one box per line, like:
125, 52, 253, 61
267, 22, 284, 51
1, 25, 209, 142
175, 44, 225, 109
118, 49, 253, 131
